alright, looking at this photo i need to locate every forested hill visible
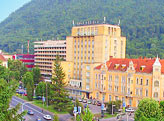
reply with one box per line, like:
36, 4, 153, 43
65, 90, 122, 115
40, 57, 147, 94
0, 0, 164, 58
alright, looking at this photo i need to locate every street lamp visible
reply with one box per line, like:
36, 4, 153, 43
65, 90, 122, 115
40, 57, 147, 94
22, 102, 33, 112
112, 104, 116, 115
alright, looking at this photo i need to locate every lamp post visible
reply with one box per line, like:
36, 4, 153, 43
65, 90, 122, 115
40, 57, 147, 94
112, 104, 116, 115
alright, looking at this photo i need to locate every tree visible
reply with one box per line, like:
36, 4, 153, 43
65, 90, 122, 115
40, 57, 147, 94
22, 72, 33, 87
52, 55, 71, 111
0, 79, 26, 121
8, 59, 27, 81
160, 101, 164, 116
26, 82, 34, 101
36, 81, 46, 97
77, 106, 93, 121
32, 67, 41, 84
23, 72, 34, 101
53, 114, 59, 121
135, 98, 163, 121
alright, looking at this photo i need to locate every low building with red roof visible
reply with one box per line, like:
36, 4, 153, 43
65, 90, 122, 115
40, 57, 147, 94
82, 56, 164, 107
0, 54, 8, 68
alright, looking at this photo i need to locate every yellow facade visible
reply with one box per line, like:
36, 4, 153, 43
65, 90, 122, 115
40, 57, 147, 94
90, 57, 164, 107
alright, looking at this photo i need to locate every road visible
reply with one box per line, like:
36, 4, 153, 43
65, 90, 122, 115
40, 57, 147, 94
11, 96, 72, 121
100, 113, 134, 121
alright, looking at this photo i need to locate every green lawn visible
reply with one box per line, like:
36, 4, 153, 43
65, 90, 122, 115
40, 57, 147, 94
104, 113, 116, 119
16, 95, 68, 114
32, 100, 68, 114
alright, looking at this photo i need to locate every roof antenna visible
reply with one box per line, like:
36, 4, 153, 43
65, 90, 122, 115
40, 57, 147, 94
72, 20, 75, 26
118, 19, 120, 26
103, 17, 106, 24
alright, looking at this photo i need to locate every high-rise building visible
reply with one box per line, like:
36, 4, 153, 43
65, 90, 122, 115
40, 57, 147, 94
34, 40, 66, 79
60, 21, 126, 98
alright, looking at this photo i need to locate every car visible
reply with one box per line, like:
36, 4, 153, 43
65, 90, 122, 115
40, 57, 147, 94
36, 96, 42, 100
24, 93, 27, 96
18, 91, 25, 95
73, 97, 76, 101
125, 108, 134, 113
36, 118, 42, 121
78, 98, 82, 102
16, 89, 19, 93
92, 100, 97, 105
43, 115, 52, 120
27, 110, 34, 115
84, 104, 89, 108
69, 96, 73, 100
97, 101, 102, 106
83, 99, 87, 103
87, 99, 92, 104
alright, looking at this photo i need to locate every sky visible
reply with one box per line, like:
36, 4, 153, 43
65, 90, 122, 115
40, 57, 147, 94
0, 0, 31, 22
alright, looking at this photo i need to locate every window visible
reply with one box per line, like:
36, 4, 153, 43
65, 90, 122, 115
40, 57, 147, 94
146, 79, 149, 86
109, 95, 112, 101
115, 86, 118, 92
136, 89, 139, 95
122, 76, 126, 83
140, 89, 142, 96
109, 75, 112, 81
86, 65, 90, 70
154, 92, 158, 98
129, 99, 132, 106
146, 89, 148, 97
136, 78, 139, 85
115, 96, 119, 101
96, 92, 99, 99
95, 74, 97, 79
140, 78, 143, 85
154, 81, 159, 87
115, 75, 119, 83
108, 85, 112, 91
86, 85, 90, 90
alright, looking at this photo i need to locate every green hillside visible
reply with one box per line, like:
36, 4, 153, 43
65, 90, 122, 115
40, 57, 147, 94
0, 0, 164, 58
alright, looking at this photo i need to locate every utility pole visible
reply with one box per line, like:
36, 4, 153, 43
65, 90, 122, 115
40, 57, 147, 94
46, 82, 48, 107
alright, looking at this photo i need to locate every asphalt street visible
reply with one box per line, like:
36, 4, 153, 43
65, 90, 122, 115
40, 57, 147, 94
11, 96, 72, 121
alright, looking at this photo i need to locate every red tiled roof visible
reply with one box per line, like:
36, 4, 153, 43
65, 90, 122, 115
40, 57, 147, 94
95, 58, 164, 74
0, 54, 7, 62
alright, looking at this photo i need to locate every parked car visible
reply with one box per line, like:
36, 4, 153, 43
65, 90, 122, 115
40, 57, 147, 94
87, 99, 92, 104
97, 101, 102, 106
125, 108, 134, 113
78, 98, 82, 102
84, 104, 89, 108
24, 93, 27, 96
83, 99, 87, 103
73, 97, 76, 101
92, 100, 97, 105
27, 110, 34, 115
43, 115, 52, 120
16, 89, 19, 93
18, 91, 25, 95
36, 96, 42, 100
69, 96, 73, 100
36, 118, 42, 121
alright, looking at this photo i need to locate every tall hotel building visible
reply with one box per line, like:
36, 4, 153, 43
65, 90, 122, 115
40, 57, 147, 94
34, 40, 66, 79
60, 21, 126, 98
